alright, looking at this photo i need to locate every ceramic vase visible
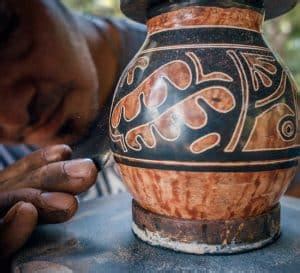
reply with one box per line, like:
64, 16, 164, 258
109, 0, 299, 254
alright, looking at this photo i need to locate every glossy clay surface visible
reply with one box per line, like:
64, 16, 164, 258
110, 6, 298, 221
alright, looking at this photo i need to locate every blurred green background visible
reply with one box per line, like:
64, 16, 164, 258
62, 0, 300, 87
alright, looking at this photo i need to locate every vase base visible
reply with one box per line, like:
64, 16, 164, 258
132, 200, 280, 255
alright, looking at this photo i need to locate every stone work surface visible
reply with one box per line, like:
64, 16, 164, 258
12, 194, 300, 273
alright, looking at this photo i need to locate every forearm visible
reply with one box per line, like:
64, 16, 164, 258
0, 0, 146, 146
73, 13, 122, 108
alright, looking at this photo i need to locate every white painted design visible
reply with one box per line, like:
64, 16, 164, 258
110, 40, 297, 158
241, 52, 277, 91
111, 60, 193, 129
186, 52, 233, 84
109, 34, 150, 150
243, 103, 297, 152
277, 115, 296, 142
255, 71, 287, 108
225, 50, 250, 153
141, 44, 270, 54
149, 25, 261, 36
190, 133, 221, 154
125, 86, 235, 151
126, 56, 150, 85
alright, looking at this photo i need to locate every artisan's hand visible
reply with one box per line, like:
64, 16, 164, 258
0, 145, 97, 258
0, 0, 119, 146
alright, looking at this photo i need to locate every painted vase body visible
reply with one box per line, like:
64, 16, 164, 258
109, 3, 299, 253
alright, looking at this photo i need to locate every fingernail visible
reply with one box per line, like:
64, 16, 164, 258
40, 193, 77, 222
41, 192, 75, 211
64, 159, 94, 178
44, 145, 72, 162
40, 193, 64, 210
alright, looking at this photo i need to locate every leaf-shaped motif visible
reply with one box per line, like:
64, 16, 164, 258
111, 60, 192, 129
125, 87, 235, 152
111, 53, 235, 154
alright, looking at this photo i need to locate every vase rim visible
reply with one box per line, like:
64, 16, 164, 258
147, 1, 264, 22
147, 5, 264, 34
120, 0, 298, 23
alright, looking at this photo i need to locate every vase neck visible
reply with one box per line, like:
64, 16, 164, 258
147, 4, 264, 34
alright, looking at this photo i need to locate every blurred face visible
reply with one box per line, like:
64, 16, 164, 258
0, 0, 99, 146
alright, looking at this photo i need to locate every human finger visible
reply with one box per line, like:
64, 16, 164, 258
0, 189, 78, 223
0, 202, 38, 258
0, 145, 72, 183
0, 159, 97, 194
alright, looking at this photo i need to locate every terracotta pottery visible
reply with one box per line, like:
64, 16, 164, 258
109, 0, 299, 254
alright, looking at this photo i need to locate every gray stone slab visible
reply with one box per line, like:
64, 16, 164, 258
12, 193, 300, 273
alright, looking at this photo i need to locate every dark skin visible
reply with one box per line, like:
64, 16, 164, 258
0, 0, 123, 258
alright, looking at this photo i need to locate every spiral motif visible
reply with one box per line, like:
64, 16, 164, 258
278, 115, 296, 141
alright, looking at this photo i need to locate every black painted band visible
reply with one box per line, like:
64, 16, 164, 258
115, 156, 298, 173
145, 27, 266, 48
